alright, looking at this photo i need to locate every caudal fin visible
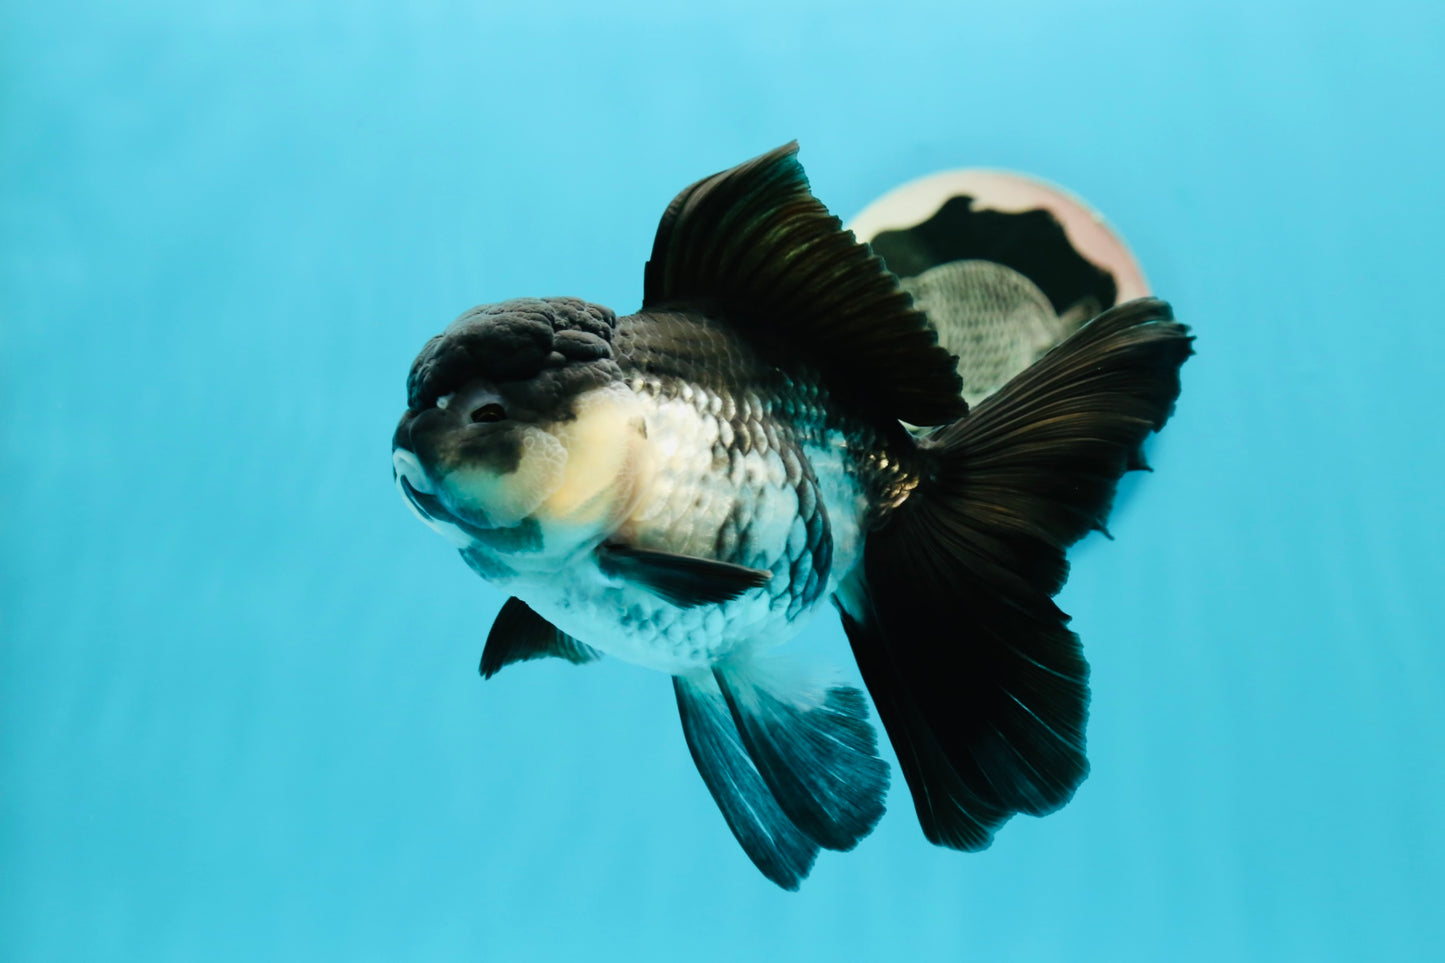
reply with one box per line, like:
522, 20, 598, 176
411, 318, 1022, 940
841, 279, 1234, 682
841, 297, 1192, 850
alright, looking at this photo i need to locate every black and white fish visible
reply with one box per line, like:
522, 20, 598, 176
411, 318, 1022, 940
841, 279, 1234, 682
391, 143, 1192, 889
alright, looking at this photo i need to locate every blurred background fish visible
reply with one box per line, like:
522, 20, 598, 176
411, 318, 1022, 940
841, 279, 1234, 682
851, 169, 1150, 407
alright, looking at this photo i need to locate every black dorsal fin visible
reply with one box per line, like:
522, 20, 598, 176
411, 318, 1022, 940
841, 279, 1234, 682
642, 142, 968, 426
480, 597, 602, 679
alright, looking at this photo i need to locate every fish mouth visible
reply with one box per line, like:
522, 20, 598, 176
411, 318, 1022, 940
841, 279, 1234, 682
392, 447, 495, 541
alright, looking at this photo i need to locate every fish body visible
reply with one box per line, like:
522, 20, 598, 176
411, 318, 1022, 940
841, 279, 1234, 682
400, 306, 902, 674
524, 315, 875, 672
391, 143, 1193, 888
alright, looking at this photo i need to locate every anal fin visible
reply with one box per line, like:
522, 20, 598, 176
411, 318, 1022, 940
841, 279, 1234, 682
714, 661, 889, 852
480, 597, 602, 679
674, 674, 819, 890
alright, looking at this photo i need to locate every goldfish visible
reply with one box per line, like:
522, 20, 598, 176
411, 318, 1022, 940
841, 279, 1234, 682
391, 142, 1192, 889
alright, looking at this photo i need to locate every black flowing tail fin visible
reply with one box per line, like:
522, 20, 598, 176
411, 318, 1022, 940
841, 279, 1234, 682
841, 298, 1192, 850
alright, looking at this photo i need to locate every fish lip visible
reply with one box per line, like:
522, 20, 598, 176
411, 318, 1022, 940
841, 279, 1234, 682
397, 473, 448, 522
392, 446, 435, 494
393, 450, 498, 542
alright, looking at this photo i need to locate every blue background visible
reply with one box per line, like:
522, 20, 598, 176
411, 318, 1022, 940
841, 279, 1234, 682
3, 1, 1442, 960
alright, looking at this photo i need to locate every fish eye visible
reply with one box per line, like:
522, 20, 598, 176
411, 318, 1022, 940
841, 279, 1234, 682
471, 403, 508, 424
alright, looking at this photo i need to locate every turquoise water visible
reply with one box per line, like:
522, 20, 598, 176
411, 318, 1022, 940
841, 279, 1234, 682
3, 1, 1442, 960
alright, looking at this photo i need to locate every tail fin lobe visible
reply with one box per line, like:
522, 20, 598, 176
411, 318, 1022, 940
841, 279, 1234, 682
847, 298, 1191, 847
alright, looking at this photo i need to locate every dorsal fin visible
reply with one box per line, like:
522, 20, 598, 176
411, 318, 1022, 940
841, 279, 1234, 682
642, 142, 968, 426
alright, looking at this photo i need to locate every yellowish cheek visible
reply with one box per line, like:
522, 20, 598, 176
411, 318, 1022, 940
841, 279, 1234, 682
536, 390, 650, 530
445, 428, 566, 527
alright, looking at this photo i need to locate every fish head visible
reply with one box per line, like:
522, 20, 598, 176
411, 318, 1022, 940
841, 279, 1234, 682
392, 298, 648, 572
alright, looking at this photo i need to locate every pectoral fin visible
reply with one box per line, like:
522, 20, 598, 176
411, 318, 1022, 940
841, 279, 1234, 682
596, 543, 771, 607
480, 597, 602, 679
